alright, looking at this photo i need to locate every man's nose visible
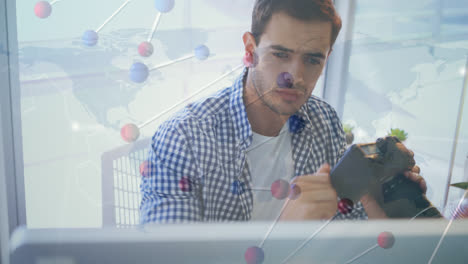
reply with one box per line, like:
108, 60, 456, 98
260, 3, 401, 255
289, 60, 305, 87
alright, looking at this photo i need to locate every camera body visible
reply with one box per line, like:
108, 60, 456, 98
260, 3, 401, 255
330, 136, 442, 218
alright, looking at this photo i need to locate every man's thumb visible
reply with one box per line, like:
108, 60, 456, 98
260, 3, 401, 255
317, 163, 330, 174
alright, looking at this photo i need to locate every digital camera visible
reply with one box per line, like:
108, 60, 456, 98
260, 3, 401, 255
330, 136, 442, 218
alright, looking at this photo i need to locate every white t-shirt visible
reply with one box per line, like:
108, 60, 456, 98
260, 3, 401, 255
246, 123, 295, 221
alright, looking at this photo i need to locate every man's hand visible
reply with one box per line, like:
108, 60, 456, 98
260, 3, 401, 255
403, 165, 427, 194
279, 163, 338, 221
360, 165, 427, 219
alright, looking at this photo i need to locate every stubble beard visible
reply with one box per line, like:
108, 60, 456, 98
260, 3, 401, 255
250, 68, 301, 116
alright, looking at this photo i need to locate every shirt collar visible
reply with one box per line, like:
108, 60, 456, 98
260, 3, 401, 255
229, 68, 318, 147
229, 67, 252, 148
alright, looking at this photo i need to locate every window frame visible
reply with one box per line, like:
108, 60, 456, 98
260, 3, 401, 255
0, 0, 27, 238
323, 0, 357, 119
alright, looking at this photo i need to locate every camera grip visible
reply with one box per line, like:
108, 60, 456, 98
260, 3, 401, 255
330, 145, 374, 203
378, 173, 442, 218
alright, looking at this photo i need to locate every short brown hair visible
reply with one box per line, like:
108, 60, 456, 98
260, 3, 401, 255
251, 0, 342, 47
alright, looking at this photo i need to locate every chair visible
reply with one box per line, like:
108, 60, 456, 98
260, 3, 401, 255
101, 138, 151, 228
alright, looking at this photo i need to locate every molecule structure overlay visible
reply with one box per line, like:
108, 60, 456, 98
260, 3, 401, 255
154, 0, 175, 13
277, 72, 294, 89
139, 161, 151, 177
34, 1, 52, 18
138, 41, 154, 57
450, 197, 468, 219
245, 246, 264, 264
179, 176, 191, 192
80, 0, 132, 47
243, 51, 259, 68
82, 30, 98, 47
132, 44, 211, 83
242, 54, 251, 68
270, 179, 290, 200
120, 123, 140, 143
288, 114, 306, 134
231, 180, 246, 195
338, 198, 354, 215
288, 183, 301, 200
194, 44, 210, 61
377, 231, 395, 249
34, 2, 446, 263
129, 62, 150, 83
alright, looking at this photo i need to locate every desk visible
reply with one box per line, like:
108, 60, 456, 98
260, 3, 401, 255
10, 219, 468, 264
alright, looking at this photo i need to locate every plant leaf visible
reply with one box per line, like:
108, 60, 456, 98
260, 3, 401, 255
343, 124, 354, 133
450, 182, 468, 190
387, 128, 408, 142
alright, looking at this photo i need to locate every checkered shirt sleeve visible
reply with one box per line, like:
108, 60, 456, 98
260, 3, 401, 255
140, 118, 204, 223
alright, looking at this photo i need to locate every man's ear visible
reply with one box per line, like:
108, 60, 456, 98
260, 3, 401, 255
242, 31, 257, 54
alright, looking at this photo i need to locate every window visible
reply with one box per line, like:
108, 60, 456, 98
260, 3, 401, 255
16, 0, 257, 228
340, 0, 468, 213
5, 0, 467, 229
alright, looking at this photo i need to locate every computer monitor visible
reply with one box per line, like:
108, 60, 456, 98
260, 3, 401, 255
9, 219, 468, 264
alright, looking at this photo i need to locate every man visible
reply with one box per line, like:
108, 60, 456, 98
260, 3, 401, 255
140, 0, 427, 223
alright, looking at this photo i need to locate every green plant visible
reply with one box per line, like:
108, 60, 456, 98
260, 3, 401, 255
343, 124, 354, 133
387, 128, 408, 142
343, 124, 355, 145
451, 182, 468, 190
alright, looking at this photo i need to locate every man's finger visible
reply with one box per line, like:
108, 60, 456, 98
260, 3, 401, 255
291, 173, 331, 185
404, 171, 427, 194
290, 163, 331, 185
317, 163, 330, 174
296, 189, 338, 202
411, 165, 420, 174
360, 193, 388, 219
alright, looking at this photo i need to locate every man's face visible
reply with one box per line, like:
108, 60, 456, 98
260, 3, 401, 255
249, 12, 332, 115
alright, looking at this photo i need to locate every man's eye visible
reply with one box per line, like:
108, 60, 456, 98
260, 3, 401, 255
273, 52, 288, 58
307, 58, 321, 65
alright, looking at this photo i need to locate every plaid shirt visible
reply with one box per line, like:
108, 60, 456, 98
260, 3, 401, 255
140, 68, 368, 223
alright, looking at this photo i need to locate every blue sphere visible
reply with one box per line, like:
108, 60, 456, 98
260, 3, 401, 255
194, 45, 210, 60
129, 62, 149, 83
231, 180, 245, 195
82, 30, 98, 46
155, 0, 175, 13
288, 114, 306, 134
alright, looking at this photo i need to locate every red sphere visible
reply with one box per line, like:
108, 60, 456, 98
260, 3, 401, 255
120, 123, 140, 143
244, 246, 264, 264
288, 183, 301, 200
138, 41, 154, 57
271, 179, 290, 200
242, 52, 259, 68
242, 55, 252, 67
139, 161, 151, 177
377, 231, 395, 249
338, 198, 354, 215
34, 1, 52, 18
179, 177, 191, 192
